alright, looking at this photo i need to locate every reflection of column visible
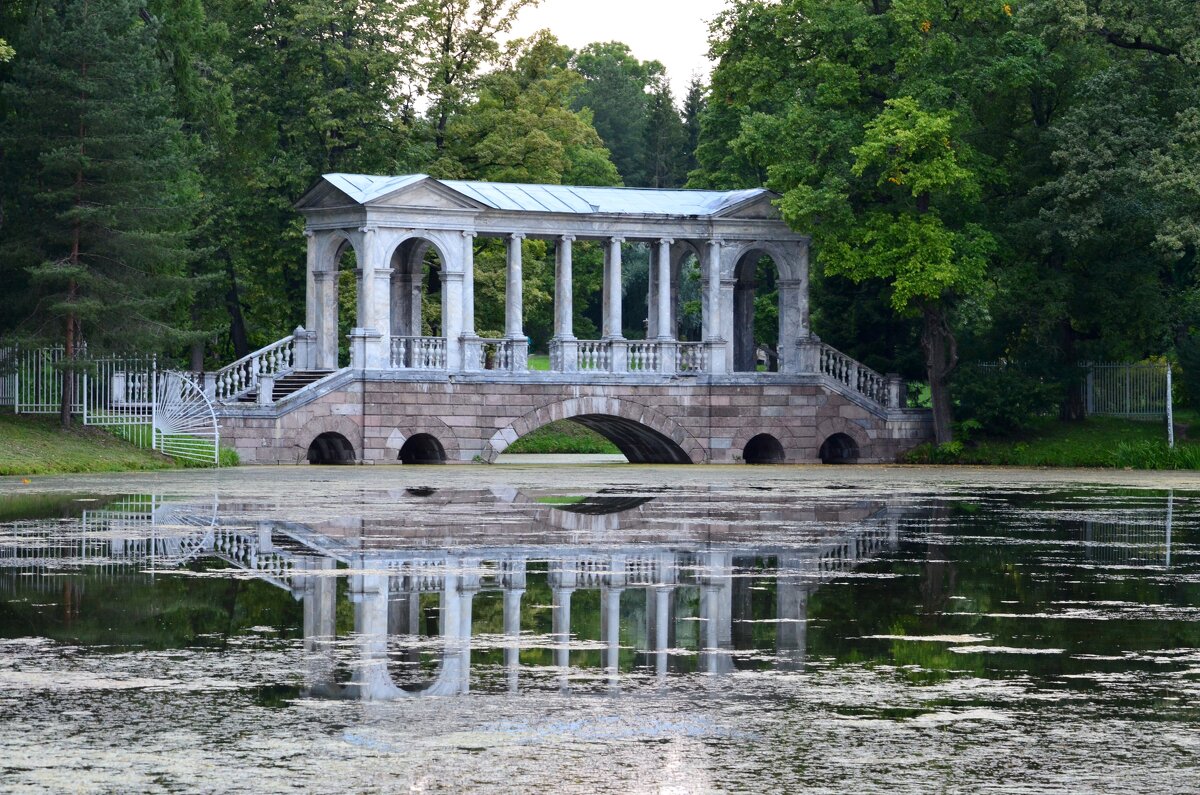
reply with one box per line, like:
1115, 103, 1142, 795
300, 558, 339, 696
552, 585, 574, 690
350, 569, 395, 700
698, 551, 733, 675
601, 585, 624, 687
776, 556, 809, 672
503, 558, 526, 695
457, 561, 480, 695
652, 586, 673, 681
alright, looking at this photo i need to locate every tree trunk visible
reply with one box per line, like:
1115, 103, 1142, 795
223, 254, 251, 359
921, 305, 958, 444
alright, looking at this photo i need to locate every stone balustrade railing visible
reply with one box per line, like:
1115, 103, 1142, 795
392, 336, 448, 370
676, 343, 708, 373
466, 338, 520, 372
214, 335, 295, 401
626, 342, 660, 372
577, 340, 613, 372
814, 342, 899, 408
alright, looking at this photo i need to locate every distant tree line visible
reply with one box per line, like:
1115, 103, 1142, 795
2, 0, 1198, 440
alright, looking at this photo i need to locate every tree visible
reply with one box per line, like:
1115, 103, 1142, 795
410, 0, 540, 152
642, 78, 686, 187
0, 39, 12, 62
681, 75, 705, 179
436, 31, 620, 186
571, 41, 664, 186
0, 0, 198, 426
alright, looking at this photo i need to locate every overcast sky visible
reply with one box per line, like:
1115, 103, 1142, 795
507, 0, 730, 100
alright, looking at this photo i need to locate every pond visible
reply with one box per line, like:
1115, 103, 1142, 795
1, 466, 1198, 793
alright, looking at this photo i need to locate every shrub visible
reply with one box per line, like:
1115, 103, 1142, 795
952, 365, 1061, 435
1110, 441, 1200, 470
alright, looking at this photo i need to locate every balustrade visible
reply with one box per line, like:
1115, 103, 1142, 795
391, 337, 448, 370
817, 343, 892, 407
214, 335, 296, 402
577, 340, 612, 372
676, 343, 708, 373
626, 342, 660, 372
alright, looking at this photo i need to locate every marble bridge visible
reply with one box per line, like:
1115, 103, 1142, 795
210, 175, 933, 465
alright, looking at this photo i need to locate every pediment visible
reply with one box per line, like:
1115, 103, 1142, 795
371, 179, 488, 210
714, 193, 782, 220
295, 181, 359, 211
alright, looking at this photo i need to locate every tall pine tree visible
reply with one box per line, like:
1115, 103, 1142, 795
0, 0, 197, 426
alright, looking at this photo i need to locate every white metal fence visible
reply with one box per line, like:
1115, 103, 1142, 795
1084, 363, 1170, 418
0, 345, 219, 465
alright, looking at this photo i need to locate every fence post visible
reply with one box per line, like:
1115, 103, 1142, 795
1167, 364, 1175, 449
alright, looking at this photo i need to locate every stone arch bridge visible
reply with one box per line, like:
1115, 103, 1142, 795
211, 174, 932, 464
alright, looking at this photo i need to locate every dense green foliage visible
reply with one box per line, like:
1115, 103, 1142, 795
1, 0, 1196, 447
693, 0, 1200, 439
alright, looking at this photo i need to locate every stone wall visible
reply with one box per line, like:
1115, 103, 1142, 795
218, 373, 933, 465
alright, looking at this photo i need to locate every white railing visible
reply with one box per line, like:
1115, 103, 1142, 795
578, 340, 612, 371
818, 344, 890, 407
392, 336, 447, 370
473, 339, 515, 371
214, 335, 296, 402
627, 342, 660, 372
676, 343, 708, 373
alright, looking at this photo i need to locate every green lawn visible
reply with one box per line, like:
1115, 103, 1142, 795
528, 353, 551, 371
505, 418, 620, 454
909, 415, 1194, 468
0, 413, 178, 476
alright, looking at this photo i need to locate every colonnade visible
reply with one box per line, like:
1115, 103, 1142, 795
301, 226, 813, 376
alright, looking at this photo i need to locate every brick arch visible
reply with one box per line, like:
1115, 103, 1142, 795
485, 396, 707, 464
814, 418, 873, 461
383, 419, 461, 463
294, 415, 363, 464
730, 425, 803, 464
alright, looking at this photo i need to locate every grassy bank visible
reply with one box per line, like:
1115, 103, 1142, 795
0, 413, 178, 476
907, 416, 1194, 469
505, 419, 620, 454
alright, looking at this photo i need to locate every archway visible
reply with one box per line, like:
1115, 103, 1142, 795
732, 250, 780, 373
743, 434, 785, 465
819, 433, 860, 464
398, 434, 446, 465
307, 432, 356, 465
389, 237, 448, 362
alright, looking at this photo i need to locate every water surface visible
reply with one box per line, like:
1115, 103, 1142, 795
1, 467, 1197, 793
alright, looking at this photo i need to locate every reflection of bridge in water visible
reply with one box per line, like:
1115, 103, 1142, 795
0, 489, 1177, 699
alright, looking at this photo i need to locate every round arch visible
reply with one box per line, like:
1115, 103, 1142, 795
731, 247, 781, 373
814, 418, 872, 464
383, 231, 458, 343
307, 432, 356, 465
743, 433, 786, 465
295, 415, 362, 465
485, 396, 706, 464
385, 421, 461, 463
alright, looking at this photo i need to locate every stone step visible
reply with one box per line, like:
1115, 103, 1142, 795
237, 370, 333, 404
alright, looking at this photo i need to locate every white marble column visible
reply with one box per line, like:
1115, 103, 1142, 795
603, 237, 625, 340
647, 244, 660, 339
601, 585, 624, 685
552, 585, 574, 689
652, 585, 673, 680
506, 233, 525, 339
305, 231, 319, 332
315, 270, 337, 369
461, 231, 477, 337
704, 240, 723, 341
554, 235, 576, 339
656, 238, 674, 340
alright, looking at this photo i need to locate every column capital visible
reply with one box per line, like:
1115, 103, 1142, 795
461, 230, 478, 239
359, 225, 377, 236
510, 232, 526, 241
777, 279, 803, 289
559, 234, 577, 243
609, 236, 625, 245
707, 238, 725, 248
304, 229, 316, 239
657, 237, 675, 246
373, 267, 394, 277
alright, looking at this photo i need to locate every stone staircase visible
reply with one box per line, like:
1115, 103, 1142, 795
235, 370, 333, 404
